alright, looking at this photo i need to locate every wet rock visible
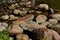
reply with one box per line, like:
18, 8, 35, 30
49, 19, 58, 25
16, 34, 29, 40
8, 24, 23, 35
36, 15, 47, 23
0, 15, 9, 20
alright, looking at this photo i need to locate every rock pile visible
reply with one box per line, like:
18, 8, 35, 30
0, 0, 60, 40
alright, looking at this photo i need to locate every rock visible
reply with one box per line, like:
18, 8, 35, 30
19, 2, 25, 6
9, 37, 14, 40
44, 29, 60, 40
14, 3, 20, 8
36, 15, 47, 23
32, 28, 60, 40
41, 21, 49, 26
14, 9, 20, 14
20, 21, 46, 31
0, 15, 9, 20
49, 19, 58, 25
26, 1, 31, 7
48, 23, 60, 33
19, 10, 27, 16
9, 15, 19, 20
28, 10, 34, 13
51, 14, 60, 21
50, 8, 54, 14
52, 30, 60, 40
1, 22, 8, 28
0, 26, 6, 31
32, 29, 44, 40
14, 9, 27, 16
36, 11, 42, 14
38, 4, 49, 10
26, 1, 31, 5
8, 24, 23, 35
16, 34, 29, 40
9, 5, 15, 10
12, 14, 34, 25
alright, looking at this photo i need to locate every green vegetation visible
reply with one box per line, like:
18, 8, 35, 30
0, 30, 9, 40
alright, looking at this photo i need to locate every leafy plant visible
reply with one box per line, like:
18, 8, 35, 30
0, 30, 9, 40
